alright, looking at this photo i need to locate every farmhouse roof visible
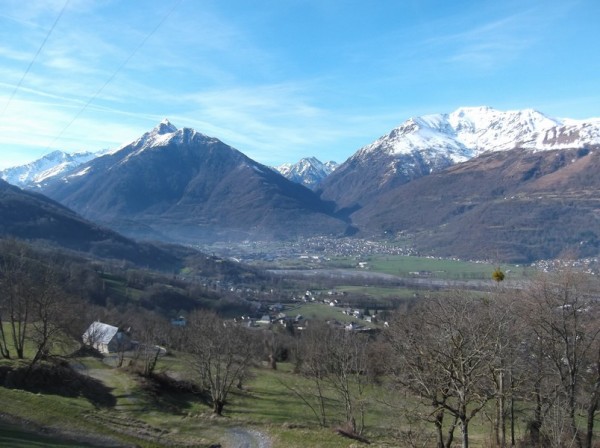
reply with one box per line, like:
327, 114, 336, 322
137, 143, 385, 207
83, 321, 119, 344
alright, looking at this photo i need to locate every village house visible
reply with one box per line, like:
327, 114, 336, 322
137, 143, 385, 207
82, 321, 132, 354
170, 316, 187, 327
258, 315, 272, 325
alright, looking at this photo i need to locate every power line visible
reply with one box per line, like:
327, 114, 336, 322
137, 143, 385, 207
47, 0, 183, 150
0, 0, 71, 118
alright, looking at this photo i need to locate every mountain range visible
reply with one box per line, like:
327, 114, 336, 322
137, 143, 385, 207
3, 106, 600, 263
37, 120, 349, 243
320, 106, 600, 210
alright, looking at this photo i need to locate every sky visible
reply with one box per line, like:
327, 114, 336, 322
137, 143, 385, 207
0, 0, 599, 170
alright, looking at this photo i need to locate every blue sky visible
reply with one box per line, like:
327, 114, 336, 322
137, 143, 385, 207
0, 0, 599, 169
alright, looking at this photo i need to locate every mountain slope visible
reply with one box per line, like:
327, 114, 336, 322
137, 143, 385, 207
41, 120, 349, 243
320, 106, 600, 210
0, 179, 184, 269
275, 157, 338, 189
352, 146, 600, 262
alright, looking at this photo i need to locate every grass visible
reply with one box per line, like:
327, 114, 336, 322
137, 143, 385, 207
0, 351, 555, 448
227, 363, 399, 447
2, 324, 585, 448
0, 421, 98, 447
336, 285, 417, 299
283, 302, 375, 326
101, 275, 145, 302
325, 255, 532, 281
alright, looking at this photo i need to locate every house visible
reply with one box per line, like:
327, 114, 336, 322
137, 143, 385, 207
258, 315, 272, 325
171, 316, 187, 327
82, 321, 131, 354
345, 322, 361, 331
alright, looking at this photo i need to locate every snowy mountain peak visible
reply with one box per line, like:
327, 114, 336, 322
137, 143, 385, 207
358, 106, 599, 164
155, 118, 178, 135
129, 119, 181, 150
275, 157, 338, 189
0, 150, 98, 188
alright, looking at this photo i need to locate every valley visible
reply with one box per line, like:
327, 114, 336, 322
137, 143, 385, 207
2, 0, 599, 445
1, 107, 599, 448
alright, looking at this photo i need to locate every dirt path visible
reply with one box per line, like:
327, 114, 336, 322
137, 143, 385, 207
226, 427, 272, 448
85, 368, 140, 409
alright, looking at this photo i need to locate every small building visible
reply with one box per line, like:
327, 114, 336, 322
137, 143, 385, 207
82, 321, 131, 354
345, 322, 361, 331
258, 315, 272, 325
171, 316, 187, 327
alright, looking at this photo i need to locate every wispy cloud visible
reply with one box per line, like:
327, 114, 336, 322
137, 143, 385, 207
424, 2, 579, 72
421, 12, 536, 71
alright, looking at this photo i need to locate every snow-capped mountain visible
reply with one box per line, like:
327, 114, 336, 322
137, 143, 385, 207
357, 106, 599, 159
275, 157, 338, 189
321, 106, 600, 209
1, 149, 102, 188
40, 120, 348, 243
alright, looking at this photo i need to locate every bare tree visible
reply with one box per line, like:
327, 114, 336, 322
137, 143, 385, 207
0, 240, 32, 359
583, 339, 600, 448
28, 265, 71, 368
325, 327, 371, 435
131, 313, 168, 377
520, 271, 600, 448
293, 321, 330, 427
388, 293, 505, 448
294, 322, 373, 434
185, 310, 255, 415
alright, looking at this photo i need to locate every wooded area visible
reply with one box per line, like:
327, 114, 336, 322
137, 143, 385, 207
0, 238, 599, 447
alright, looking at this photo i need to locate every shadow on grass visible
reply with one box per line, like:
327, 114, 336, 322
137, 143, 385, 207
139, 372, 209, 413
0, 360, 117, 407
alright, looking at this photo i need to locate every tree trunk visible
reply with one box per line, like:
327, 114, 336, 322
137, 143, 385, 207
585, 397, 597, 448
499, 369, 506, 447
510, 367, 515, 447
0, 317, 10, 359
445, 414, 458, 448
268, 353, 277, 370
585, 366, 599, 448
568, 382, 583, 448
495, 368, 506, 447
530, 373, 543, 446
213, 400, 224, 415
435, 409, 444, 448
461, 417, 469, 448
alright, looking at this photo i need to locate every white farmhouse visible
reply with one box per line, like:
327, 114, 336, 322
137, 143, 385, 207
82, 321, 130, 354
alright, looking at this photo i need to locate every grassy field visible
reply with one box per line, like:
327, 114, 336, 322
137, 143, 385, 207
0, 420, 99, 447
0, 349, 539, 448
285, 302, 353, 321
336, 255, 531, 280
336, 285, 417, 299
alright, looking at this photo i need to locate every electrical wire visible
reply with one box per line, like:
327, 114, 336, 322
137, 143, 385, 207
47, 0, 183, 150
0, 0, 71, 118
